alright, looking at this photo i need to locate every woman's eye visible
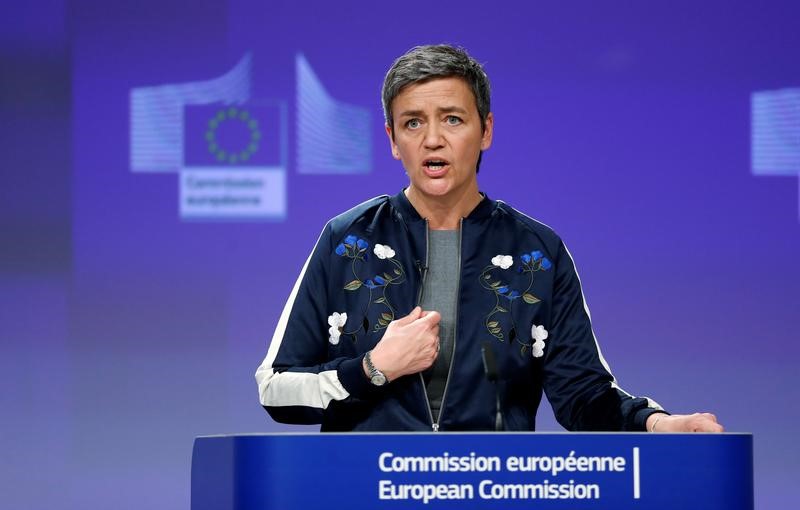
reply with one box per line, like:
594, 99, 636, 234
406, 119, 421, 129
446, 116, 462, 125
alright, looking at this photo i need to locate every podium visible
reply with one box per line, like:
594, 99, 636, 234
191, 433, 752, 509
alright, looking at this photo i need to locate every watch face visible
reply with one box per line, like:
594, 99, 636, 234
370, 374, 387, 386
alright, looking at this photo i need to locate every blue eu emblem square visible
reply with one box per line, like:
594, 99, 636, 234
180, 103, 286, 220
184, 103, 283, 168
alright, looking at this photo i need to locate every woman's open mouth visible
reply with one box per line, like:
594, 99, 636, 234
423, 158, 450, 177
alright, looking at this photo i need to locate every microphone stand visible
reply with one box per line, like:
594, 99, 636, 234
481, 341, 503, 431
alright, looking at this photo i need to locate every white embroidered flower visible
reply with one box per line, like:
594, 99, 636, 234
374, 244, 396, 259
532, 340, 546, 358
328, 312, 347, 328
328, 326, 341, 345
327, 312, 347, 345
530, 324, 548, 358
531, 324, 549, 342
491, 255, 513, 269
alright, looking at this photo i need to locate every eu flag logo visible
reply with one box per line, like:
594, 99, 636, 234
184, 103, 283, 168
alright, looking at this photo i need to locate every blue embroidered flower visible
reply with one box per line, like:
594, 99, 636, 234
497, 286, 509, 294
519, 250, 551, 272
337, 235, 370, 259
365, 279, 378, 289
504, 290, 521, 300
374, 275, 386, 285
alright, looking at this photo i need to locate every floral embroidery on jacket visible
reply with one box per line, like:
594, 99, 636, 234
531, 324, 548, 358
327, 312, 347, 345
332, 235, 406, 340
480, 251, 552, 357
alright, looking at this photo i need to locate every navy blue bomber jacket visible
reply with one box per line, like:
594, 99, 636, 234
256, 190, 664, 432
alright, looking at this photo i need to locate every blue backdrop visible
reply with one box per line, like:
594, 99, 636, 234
1, 1, 798, 508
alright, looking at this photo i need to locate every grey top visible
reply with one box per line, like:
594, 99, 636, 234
419, 229, 460, 423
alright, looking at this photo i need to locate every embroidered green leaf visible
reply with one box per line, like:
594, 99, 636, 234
483, 274, 492, 280
490, 281, 501, 288
381, 312, 393, 322
490, 327, 502, 334
378, 318, 388, 327
383, 272, 392, 280
496, 306, 508, 313
487, 320, 499, 328
522, 293, 540, 304
393, 268, 402, 275
374, 297, 386, 304
520, 344, 528, 356
344, 280, 362, 291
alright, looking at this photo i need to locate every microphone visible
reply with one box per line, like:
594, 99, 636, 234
481, 341, 503, 431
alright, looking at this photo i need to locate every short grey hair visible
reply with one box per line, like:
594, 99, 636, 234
381, 44, 492, 135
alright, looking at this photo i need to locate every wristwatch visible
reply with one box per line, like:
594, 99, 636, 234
364, 350, 388, 386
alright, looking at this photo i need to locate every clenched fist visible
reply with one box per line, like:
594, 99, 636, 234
364, 306, 441, 382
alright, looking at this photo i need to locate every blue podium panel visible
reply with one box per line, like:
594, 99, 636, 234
191, 433, 753, 510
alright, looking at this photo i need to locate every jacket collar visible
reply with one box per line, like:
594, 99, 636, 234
390, 188, 496, 223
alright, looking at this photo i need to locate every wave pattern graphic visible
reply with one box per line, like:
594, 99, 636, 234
296, 54, 371, 174
751, 88, 800, 176
130, 55, 252, 172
